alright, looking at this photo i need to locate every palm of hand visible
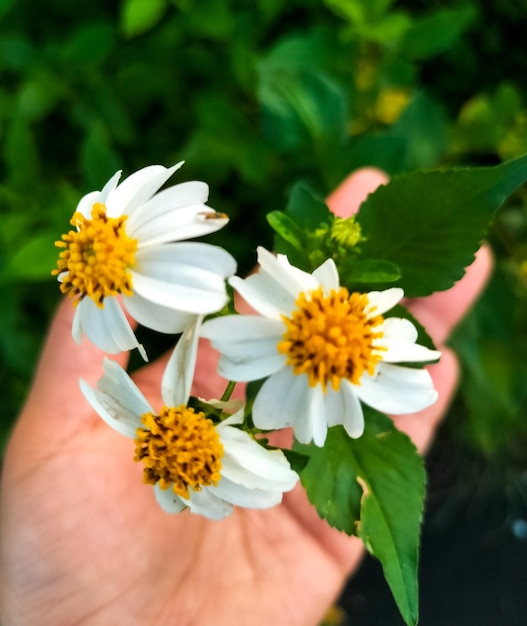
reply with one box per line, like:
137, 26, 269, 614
1, 333, 360, 626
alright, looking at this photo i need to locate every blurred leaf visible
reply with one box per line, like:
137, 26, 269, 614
80, 123, 122, 188
296, 410, 425, 626
0, 0, 15, 19
325, 0, 398, 26
357, 153, 527, 296
63, 23, 115, 66
6, 233, 58, 281
399, 5, 476, 60
121, 0, 168, 38
450, 268, 527, 455
258, 34, 348, 151
18, 74, 64, 121
388, 91, 447, 169
4, 116, 40, 183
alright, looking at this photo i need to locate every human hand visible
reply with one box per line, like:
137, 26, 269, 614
0, 169, 492, 626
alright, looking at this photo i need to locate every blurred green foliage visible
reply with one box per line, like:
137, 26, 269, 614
1, 0, 527, 533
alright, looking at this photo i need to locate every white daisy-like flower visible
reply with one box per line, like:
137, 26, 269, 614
54, 163, 236, 359
201, 247, 441, 447
80, 319, 298, 520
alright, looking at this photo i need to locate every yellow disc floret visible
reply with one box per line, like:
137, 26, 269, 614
134, 405, 224, 499
277, 287, 385, 392
53, 203, 138, 308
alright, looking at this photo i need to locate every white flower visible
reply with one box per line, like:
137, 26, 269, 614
54, 163, 236, 359
80, 319, 298, 520
201, 247, 441, 447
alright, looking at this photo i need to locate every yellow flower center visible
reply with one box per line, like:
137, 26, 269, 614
277, 287, 385, 392
134, 405, 224, 499
52, 203, 138, 308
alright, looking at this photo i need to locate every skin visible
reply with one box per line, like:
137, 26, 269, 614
0, 169, 492, 626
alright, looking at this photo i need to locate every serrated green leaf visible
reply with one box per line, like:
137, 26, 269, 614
296, 411, 425, 626
295, 428, 362, 534
356, 154, 527, 297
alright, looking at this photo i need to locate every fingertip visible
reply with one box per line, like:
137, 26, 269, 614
327, 167, 388, 217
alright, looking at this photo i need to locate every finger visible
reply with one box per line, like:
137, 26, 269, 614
327, 167, 388, 216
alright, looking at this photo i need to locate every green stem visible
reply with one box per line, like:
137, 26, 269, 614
220, 380, 236, 402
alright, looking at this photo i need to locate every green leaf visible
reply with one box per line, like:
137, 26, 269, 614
121, 0, 168, 38
6, 232, 59, 281
272, 183, 334, 269
296, 411, 425, 626
285, 183, 332, 230
266, 211, 306, 252
340, 258, 401, 285
356, 153, 527, 297
4, 117, 40, 183
258, 43, 348, 151
282, 448, 310, 473
399, 6, 476, 60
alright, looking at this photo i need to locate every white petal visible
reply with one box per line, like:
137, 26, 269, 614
123, 291, 196, 334
98, 357, 155, 418
184, 487, 233, 520
126, 180, 209, 233
201, 315, 283, 344
80, 379, 140, 438
381, 317, 418, 343
324, 380, 365, 438
293, 384, 327, 446
218, 426, 298, 490
335, 380, 365, 438
75, 190, 103, 220
73, 297, 146, 359
131, 243, 236, 315
213, 477, 283, 509
132, 271, 228, 316
161, 317, 202, 407
154, 484, 187, 514
79, 360, 152, 439
229, 272, 297, 319
201, 316, 285, 381
366, 287, 404, 317
355, 363, 438, 415
218, 352, 286, 381
256, 247, 318, 295
380, 340, 441, 363
106, 163, 183, 218
99, 170, 122, 203
134, 205, 228, 247
312, 258, 340, 292
252, 367, 308, 431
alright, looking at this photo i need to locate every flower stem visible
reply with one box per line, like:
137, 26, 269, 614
220, 380, 236, 402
